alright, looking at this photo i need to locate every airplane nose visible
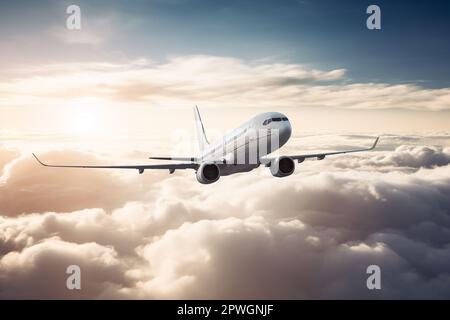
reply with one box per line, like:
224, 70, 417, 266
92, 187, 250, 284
280, 121, 292, 146
286, 121, 292, 137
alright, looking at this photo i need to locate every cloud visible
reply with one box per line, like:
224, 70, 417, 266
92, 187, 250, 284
0, 149, 164, 216
0, 237, 127, 299
1, 137, 450, 299
48, 15, 117, 47
1, 55, 449, 110
50, 27, 104, 46
325, 145, 450, 173
0, 144, 21, 174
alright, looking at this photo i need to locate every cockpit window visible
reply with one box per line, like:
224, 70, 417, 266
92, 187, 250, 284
263, 117, 288, 125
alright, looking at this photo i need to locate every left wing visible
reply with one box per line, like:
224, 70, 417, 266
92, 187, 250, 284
32, 153, 198, 174
263, 136, 379, 163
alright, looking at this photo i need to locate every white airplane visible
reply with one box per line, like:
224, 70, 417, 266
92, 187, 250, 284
33, 106, 379, 184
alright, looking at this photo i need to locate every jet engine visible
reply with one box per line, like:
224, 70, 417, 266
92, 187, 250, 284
196, 163, 220, 184
270, 156, 295, 177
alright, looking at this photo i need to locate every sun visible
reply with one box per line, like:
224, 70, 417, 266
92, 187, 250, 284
66, 97, 105, 135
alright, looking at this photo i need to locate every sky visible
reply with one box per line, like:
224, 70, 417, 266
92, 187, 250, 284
1, 0, 450, 141
0, 0, 450, 299
1, 0, 450, 86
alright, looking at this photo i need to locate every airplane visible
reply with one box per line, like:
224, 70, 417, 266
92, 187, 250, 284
33, 106, 379, 184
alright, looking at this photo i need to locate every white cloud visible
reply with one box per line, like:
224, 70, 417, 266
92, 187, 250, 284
50, 27, 104, 46
1, 137, 450, 299
1, 55, 449, 110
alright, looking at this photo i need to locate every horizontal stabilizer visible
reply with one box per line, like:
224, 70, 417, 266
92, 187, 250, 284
149, 156, 197, 162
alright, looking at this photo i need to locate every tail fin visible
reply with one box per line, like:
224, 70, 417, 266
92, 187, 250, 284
194, 105, 210, 152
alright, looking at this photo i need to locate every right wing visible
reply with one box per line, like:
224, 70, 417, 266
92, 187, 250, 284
262, 137, 379, 163
32, 153, 198, 174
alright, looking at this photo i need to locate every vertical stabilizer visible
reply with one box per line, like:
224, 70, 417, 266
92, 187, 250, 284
194, 105, 210, 152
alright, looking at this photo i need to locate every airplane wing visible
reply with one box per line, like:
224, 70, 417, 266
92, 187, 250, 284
32, 153, 198, 174
263, 137, 379, 163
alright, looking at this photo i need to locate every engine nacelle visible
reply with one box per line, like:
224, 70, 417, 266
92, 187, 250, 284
270, 156, 295, 177
196, 163, 220, 184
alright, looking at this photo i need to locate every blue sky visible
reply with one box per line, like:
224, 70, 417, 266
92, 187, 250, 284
1, 0, 449, 87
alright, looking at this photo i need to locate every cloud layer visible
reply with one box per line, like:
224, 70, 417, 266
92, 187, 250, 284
1, 136, 450, 299
1, 55, 450, 111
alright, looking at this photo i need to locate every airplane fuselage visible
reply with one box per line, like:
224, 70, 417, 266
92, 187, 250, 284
199, 112, 292, 175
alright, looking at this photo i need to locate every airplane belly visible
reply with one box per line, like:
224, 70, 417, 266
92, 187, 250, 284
218, 164, 259, 176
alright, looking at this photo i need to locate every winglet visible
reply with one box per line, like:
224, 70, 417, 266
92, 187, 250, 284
371, 136, 380, 150
32, 153, 48, 166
